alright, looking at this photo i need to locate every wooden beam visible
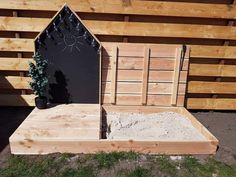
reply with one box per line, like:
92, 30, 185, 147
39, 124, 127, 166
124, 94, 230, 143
189, 63, 236, 77
0, 94, 35, 106
187, 98, 236, 110
0, 38, 34, 52
0, 76, 30, 89
0, 58, 32, 71
141, 46, 150, 105
171, 47, 182, 106
188, 81, 236, 94
110, 45, 118, 104
1, 38, 236, 59
2, 17, 236, 40
0, 0, 235, 19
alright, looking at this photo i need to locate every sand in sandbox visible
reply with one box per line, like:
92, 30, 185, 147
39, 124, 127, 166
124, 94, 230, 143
106, 112, 206, 140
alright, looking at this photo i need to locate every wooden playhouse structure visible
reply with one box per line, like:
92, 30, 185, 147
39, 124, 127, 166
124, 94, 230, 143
9, 5, 218, 155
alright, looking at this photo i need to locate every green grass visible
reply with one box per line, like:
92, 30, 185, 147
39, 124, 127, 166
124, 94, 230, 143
0, 156, 55, 177
183, 156, 236, 177
0, 153, 235, 177
126, 167, 151, 177
59, 166, 95, 177
95, 151, 138, 168
155, 156, 178, 176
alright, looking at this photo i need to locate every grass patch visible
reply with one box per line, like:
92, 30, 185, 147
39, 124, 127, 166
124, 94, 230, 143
95, 151, 138, 168
126, 167, 151, 177
183, 156, 236, 177
59, 166, 95, 177
233, 154, 236, 160
0, 155, 54, 177
155, 156, 178, 176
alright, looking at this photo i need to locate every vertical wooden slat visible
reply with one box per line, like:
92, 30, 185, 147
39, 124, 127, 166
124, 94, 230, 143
141, 46, 150, 105
13, 11, 26, 94
110, 45, 118, 104
123, 16, 129, 42
171, 47, 182, 106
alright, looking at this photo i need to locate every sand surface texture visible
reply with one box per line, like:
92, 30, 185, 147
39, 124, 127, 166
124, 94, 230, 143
106, 112, 206, 140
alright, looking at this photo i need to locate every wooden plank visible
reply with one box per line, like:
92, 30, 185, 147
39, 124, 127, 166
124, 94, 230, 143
141, 46, 150, 105
110, 45, 118, 104
2, 17, 236, 40
102, 82, 186, 95
1, 39, 235, 60
189, 64, 236, 77
9, 106, 217, 155
171, 47, 182, 106
0, 76, 30, 89
190, 45, 236, 59
0, 58, 32, 71
10, 140, 217, 155
103, 57, 189, 70
0, 0, 235, 19
102, 94, 185, 106
102, 69, 188, 82
187, 98, 236, 110
188, 81, 236, 94
0, 94, 35, 106
179, 108, 218, 141
0, 38, 34, 52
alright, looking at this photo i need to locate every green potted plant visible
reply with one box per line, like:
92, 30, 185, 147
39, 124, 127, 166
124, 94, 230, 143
29, 51, 48, 109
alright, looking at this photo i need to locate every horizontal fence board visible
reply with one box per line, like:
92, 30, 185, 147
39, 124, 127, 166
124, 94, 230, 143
1, 17, 236, 40
188, 81, 236, 94
189, 64, 236, 77
187, 98, 236, 110
0, 38, 34, 52
2, 38, 236, 60
0, 76, 30, 89
0, 0, 235, 19
0, 58, 32, 71
0, 94, 35, 106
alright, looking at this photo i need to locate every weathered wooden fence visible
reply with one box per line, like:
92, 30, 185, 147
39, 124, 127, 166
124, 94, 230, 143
0, 0, 236, 110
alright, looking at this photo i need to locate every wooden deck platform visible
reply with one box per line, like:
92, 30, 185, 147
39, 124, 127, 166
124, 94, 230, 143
9, 105, 218, 155
10, 104, 101, 154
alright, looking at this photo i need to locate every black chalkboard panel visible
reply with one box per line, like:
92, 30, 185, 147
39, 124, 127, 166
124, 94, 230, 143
35, 6, 100, 104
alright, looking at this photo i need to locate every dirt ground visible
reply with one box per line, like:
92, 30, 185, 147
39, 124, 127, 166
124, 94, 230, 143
192, 111, 236, 165
0, 107, 235, 177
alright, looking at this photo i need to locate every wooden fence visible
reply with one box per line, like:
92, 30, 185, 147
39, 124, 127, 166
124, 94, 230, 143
0, 0, 236, 110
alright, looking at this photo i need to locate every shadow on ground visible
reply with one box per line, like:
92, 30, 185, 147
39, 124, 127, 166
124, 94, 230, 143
0, 107, 32, 151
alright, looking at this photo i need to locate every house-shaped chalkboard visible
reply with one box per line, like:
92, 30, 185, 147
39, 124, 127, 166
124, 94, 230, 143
34, 4, 101, 104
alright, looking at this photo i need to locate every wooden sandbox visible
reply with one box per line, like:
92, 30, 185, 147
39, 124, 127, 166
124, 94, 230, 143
9, 5, 218, 155
10, 105, 218, 155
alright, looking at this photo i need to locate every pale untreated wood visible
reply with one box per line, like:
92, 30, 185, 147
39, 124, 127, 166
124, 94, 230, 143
102, 82, 186, 95
189, 64, 236, 77
10, 106, 218, 155
141, 46, 150, 105
171, 47, 182, 106
102, 69, 188, 82
0, 76, 30, 89
187, 98, 236, 110
0, 0, 235, 19
0, 94, 35, 106
0, 58, 32, 71
1, 17, 236, 40
10, 140, 218, 155
188, 81, 236, 94
110, 45, 118, 104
